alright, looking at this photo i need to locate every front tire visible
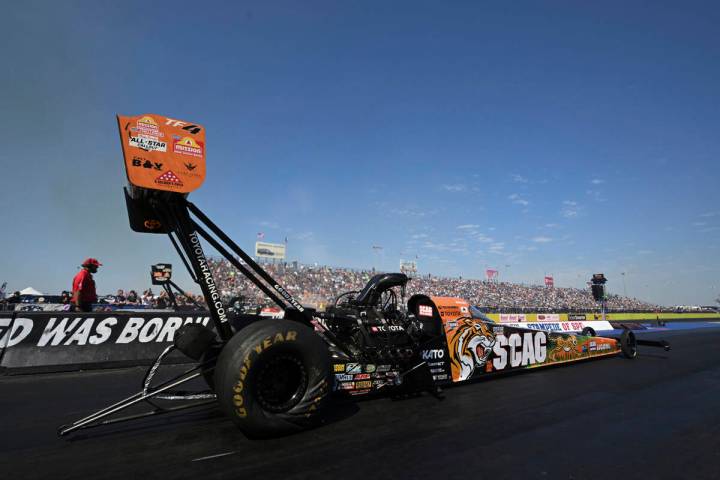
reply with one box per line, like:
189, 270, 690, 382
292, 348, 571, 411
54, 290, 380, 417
581, 327, 596, 337
620, 329, 637, 359
214, 319, 331, 438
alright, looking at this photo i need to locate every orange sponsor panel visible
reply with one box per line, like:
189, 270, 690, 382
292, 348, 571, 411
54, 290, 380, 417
117, 113, 206, 193
430, 297, 471, 324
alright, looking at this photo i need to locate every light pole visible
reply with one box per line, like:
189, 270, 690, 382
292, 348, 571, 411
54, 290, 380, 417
621, 272, 627, 297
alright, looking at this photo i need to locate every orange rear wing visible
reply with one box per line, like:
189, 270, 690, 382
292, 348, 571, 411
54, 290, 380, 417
117, 113, 206, 194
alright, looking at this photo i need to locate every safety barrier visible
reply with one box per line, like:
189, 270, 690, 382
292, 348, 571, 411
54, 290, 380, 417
0, 311, 211, 374
484, 312, 720, 323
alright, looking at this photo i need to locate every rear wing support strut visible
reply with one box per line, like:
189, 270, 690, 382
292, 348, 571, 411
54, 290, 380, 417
133, 190, 310, 342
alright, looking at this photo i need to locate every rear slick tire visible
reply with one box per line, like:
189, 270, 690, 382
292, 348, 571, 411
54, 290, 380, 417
214, 319, 331, 438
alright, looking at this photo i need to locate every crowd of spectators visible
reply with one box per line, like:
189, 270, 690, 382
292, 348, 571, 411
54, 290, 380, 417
97, 288, 204, 310
208, 258, 668, 313
2, 259, 716, 313
0, 287, 204, 311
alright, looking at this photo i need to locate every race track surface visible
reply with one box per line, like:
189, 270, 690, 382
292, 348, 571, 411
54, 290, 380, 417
2, 328, 719, 480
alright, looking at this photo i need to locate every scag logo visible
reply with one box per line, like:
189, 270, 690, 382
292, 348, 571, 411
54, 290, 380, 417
491, 332, 547, 370
421, 349, 445, 360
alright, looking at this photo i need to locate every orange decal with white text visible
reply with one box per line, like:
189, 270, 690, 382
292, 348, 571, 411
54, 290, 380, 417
117, 113, 206, 193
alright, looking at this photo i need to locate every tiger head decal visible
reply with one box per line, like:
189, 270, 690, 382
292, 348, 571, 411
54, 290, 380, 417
548, 335, 580, 362
448, 318, 496, 381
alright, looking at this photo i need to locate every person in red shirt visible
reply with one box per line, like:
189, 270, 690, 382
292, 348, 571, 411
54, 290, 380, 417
72, 258, 101, 312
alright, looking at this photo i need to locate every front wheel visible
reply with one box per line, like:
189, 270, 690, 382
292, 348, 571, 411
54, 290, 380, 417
214, 319, 331, 438
581, 327, 596, 337
620, 329, 637, 359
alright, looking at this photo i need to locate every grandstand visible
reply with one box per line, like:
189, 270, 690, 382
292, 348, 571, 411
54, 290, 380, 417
207, 258, 666, 313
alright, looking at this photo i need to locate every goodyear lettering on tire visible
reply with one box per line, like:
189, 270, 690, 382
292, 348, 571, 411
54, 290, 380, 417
232, 330, 298, 418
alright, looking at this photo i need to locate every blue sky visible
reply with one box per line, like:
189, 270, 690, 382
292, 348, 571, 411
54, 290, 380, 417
1, 1, 718, 305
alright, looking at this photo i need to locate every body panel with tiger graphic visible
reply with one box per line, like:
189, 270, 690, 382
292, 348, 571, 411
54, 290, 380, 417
431, 297, 623, 383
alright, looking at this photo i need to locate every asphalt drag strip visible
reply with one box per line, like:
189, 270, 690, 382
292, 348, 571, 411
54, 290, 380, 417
1, 329, 719, 480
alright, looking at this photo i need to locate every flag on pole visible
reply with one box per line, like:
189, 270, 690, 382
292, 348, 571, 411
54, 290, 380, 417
257, 232, 264, 240
544, 276, 554, 287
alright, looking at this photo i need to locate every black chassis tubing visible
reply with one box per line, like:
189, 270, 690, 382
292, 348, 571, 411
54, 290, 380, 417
168, 230, 198, 283
192, 221, 289, 311
187, 201, 309, 318
155, 198, 234, 341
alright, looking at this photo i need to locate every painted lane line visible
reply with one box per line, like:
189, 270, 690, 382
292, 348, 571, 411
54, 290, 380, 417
191, 451, 236, 462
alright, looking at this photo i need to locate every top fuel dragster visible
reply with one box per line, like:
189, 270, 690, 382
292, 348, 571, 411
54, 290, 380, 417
58, 113, 670, 438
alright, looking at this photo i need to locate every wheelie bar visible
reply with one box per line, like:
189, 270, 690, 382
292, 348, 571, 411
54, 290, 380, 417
636, 339, 671, 351
606, 335, 671, 352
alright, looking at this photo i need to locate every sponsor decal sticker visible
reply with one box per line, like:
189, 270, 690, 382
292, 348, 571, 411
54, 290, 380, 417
134, 116, 164, 138
131, 157, 162, 171
155, 170, 183, 187
353, 373, 370, 380
349, 389, 370, 396
346, 363, 362, 374
369, 325, 404, 333
355, 380, 372, 389
143, 219, 162, 230
333, 364, 346, 373
491, 331, 548, 371
339, 382, 354, 390
421, 349, 445, 360
376, 364, 391, 372
173, 136, 204, 158
364, 364, 376, 373
418, 305, 433, 317
335, 374, 353, 382
129, 135, 167, 152
438, 305, 461, 318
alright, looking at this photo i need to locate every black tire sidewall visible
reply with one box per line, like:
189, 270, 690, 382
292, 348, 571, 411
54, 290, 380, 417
214, 319, 331, 437
620, 330, 637, 359
581, 327, 596, 337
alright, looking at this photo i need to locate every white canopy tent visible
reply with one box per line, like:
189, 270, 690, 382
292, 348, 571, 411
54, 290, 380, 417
19, 287, 44, 296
